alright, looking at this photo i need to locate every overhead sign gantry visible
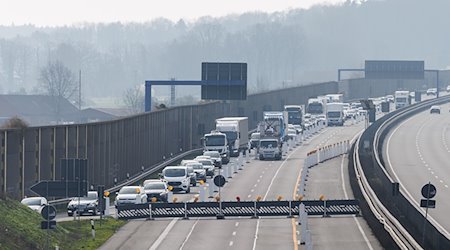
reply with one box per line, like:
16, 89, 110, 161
145, 62, 247, 111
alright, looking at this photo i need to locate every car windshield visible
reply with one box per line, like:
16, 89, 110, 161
189, 164, 204, 169
144, 183, 166, 190
203, 151, 220, 158
251, 133, 260, 140
260, 140, 278, 148
164, 168, 186, 177
396, 98, 407, 102
328, 111, 341, 118
198, 160, 212, 165
22, 198, 42, 206
73, 192, 97, 201
205, 135, 226, 146
119, 187, 140, 194
288, 129, 296, 135
307, 103, 323, 114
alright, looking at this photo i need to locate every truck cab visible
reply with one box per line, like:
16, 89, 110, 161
203, 131, 230, 164
258, 138, 282, 160
394, 91, 410, 109
326, 103, 344, 126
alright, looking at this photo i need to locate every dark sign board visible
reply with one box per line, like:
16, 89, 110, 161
30, 180, 88, 198
365, 60, 424, 79
41, 220, 57, 230
201, 62, 247, 100
421, 183, 437, 199
420, 199, 436, 208
61, 159, 88, 182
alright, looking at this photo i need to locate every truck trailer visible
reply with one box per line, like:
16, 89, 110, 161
215, 117, 249, 157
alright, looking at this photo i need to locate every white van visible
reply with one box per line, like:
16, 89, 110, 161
162, 166, 192, 193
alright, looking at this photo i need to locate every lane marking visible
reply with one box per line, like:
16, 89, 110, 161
179, 219, 199, 250
247, 194, 251, 198
229, 241, 234, 247
149, 218, 179, 250
250, 189, 254, 193
340, 154, 374, 250
252, 219, 260, 250
235, 222, 239, 227
232, 231, 237, 236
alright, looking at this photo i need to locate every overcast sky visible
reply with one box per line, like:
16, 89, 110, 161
0, 0, 346, 26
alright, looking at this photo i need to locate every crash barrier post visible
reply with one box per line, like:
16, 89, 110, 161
227, 162, 232, 178
104, 197, 110, 216
207, 178, 214, 198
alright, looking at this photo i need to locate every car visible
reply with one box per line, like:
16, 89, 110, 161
385, 95, 394, 103
447, 85, 450, 92
286, 129, 297, 141
185, 165, 197, 186
427, 88, 437, 96
202, 151, 222, 167
67, 191, 98, 216
162, 166, 191, 193
186, 162, 207, 182
430, 105, 440, 114
115, 186, 147, 208
143, 180, 169, 202
249, 132, 261, 149
193, 157, 215, 177
293, 125, 303, 134
21, 197, 48, 212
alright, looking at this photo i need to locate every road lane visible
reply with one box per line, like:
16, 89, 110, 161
385, 101, 450, 237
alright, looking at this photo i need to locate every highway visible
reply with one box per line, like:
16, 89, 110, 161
99, 119, 380, 250
384, 100, 450, 237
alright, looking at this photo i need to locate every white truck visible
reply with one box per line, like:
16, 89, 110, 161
215, 117, 249, 157
203, 131, 230, 164
326, 102, 345, 126
394, 91, 410, 109
326, 94, 344, 103
306, 97, 327, 116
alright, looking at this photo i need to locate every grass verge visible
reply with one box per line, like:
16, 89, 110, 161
0, 197, 126, 250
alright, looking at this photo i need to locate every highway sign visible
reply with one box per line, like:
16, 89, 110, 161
214, 175, 226, 187
41, 220, 56, 230
421, 183, 437, 199
41, 205, 57, 220
420, 199, 436, 208
30, 180, 88, 198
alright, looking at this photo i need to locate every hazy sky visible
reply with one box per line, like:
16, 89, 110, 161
0, 0, 346, 26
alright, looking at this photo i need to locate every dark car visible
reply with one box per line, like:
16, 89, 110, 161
144, 180, 169, 202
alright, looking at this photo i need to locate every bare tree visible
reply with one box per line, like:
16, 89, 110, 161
39, 60, 78, 122
123, 85, 144, 114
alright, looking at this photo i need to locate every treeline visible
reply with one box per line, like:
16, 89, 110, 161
0, 0, 449, 103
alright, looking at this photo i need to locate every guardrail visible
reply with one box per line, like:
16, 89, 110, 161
49, 148, 203, 206
352, 95, 450, 249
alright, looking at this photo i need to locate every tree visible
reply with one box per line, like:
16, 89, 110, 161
39, 60, 78, 122
123, 85, 145, 114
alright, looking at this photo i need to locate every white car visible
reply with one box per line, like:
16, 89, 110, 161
427, 88, 437, 96
67, 191, 98, 216
115, 186, 147, 207
430, 105, 440, 114
21, 197, 48, 211
446, 85, 450, 92
186, 162, 207, 182
162, 166, 191, 193
194, 157, 215, 177
203, 151, 222, 167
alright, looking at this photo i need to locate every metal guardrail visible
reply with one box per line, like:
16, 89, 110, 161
116, 199, 360, 220
48, 148, 203, 206
353, 95, 450, 249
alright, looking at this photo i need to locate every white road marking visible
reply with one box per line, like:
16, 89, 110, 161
257, 179, 260, 183
179, 219, 199, 250
252, 219, 260, 250
250, 189, 254, 193
149, 218, 179, 250
247, 194, 251, 198
232, 231, 237, 236
254, 184, 258, 187
235, 222, 239, 227
229, 241, 234, 247
340, 154, 373, 250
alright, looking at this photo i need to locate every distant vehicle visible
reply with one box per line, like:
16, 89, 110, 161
203, 131, 230, 164
202, 151, 222, 167
293, 125, 303, 134
21, 197, 48, 212
430, 105, 441, 114
394, 91, 410, 109
115, 186, 147, 207
143, 180, 169, 202
326, 103, 345, 126
427, 88, 437, 96
306, 98, 327, 115
67, 191, 98, 216
193, 157, 215, 177
447, 85, 450, 92
386, 95, 394, 103
187, 162, 207, 182
258, 138, 282, 160
249, 132, 261, 149
284, 105, 303, 127
215, 117, 249, 157
162, 166, 191, 193
286, 129, 297, 141
326, 94, 344, 103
